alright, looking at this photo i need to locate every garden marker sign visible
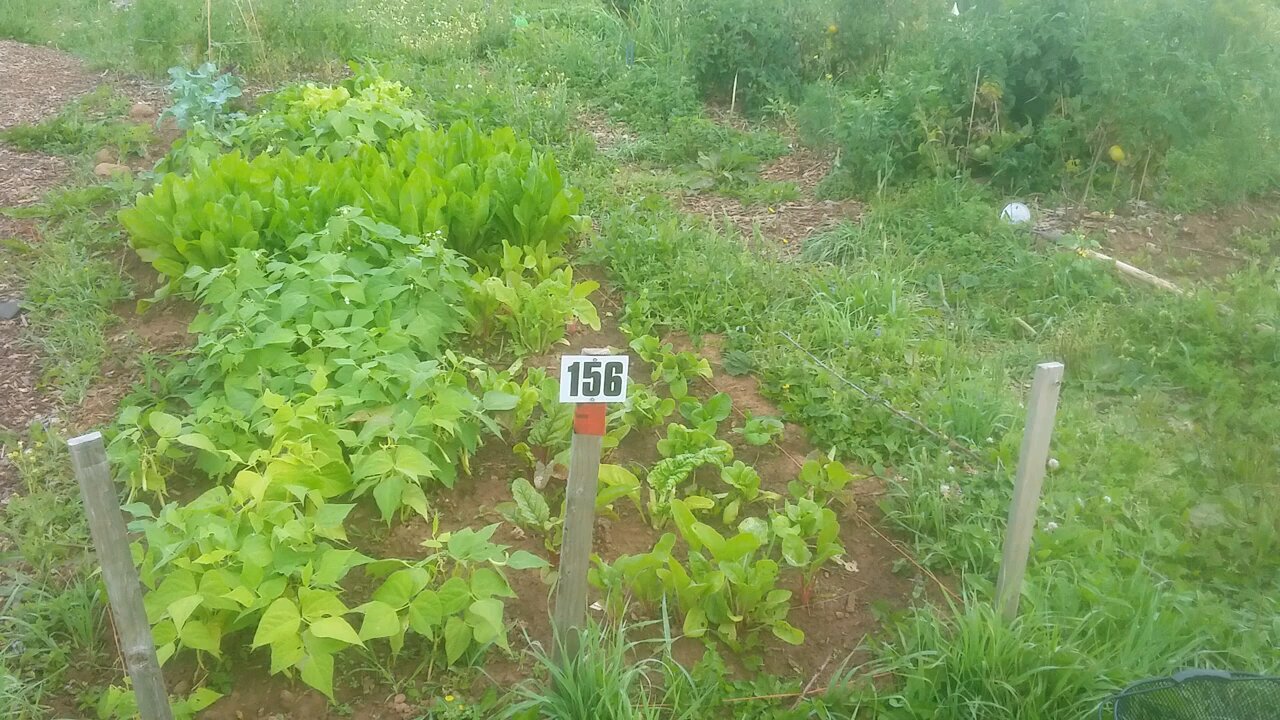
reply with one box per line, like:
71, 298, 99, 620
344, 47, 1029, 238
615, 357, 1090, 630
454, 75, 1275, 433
558, 354, 629, 404
552, 350, 628, 660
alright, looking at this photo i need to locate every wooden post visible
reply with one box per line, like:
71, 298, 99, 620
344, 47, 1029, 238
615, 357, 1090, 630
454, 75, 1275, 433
995, 362, 1064, 622
552, 422, 604, 659
69, 432, 173, 720
552, 349, 613, 661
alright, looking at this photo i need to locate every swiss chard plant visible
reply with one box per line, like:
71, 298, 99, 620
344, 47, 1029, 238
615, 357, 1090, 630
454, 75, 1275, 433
498, 477, 562, 551
628, 335, 713, 399
735, 412, 785, 446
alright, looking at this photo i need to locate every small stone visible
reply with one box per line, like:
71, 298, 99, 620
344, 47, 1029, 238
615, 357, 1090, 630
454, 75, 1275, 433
844, 593, 859, 613
94, 148, 115, 164
172, 680, 190, 696
279, 689, 296, 704
94, 162, 132, 178
394, 694, 406, 704
0, 300, 20, 321
129, 101, 157, 123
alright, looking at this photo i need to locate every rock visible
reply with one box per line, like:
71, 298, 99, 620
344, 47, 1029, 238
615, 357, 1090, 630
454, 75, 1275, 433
94, 148, 115, 164
844, 593, 859, 614
171, 679, 191, 696
93, 162, 132, 178
279, 689, 296, 705
393, 694, 406, 705
0, 300, 20, 321
129, 101, 157, 123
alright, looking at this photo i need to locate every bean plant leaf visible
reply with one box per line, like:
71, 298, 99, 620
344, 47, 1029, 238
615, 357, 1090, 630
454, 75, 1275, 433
444, 615, 471, 665
149, 411, 183, 438
252, 598, 301, 648
309, 616, 363, 646
300, 650, 336, 700
358, 601, 401, 641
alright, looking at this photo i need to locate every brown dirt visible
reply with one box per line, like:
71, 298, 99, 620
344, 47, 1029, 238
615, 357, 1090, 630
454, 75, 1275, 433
677, 144, 862, 256
1033, 198, 1280, 286
578, 109, 637, 155
0, 146, 74, 206
0, 40, 99, 131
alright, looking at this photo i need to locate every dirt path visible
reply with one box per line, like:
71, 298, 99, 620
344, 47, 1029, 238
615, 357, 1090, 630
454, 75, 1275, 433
0, 40, 166, 495
0, 41, 103, 449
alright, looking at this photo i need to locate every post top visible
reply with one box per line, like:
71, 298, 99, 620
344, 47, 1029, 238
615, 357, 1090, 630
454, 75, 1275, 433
67, 431, 104, 447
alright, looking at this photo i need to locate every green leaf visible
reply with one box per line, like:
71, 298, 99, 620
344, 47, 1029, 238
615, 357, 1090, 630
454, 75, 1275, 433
372, 568, 430, 608
373, 475, 405, 522
408, 590, 443, 636
481, 391, 520, 411
358, 601, 402, 640
683, 606, 707, 637
771, 621, 805, 645
252, 598, 301, 648
437, 577, 472, 615
179, 619, 222, 656
149, 411, 183, 438
166, 595, 203, 634
269, 635, 304, 675
175, 432, 218, 453
465, 597, 506, 647
309, 616, 363, 646
396, 445, 438, 479
470, 567, 513, 599
507, 550, 550, 570
300, 588, 349, 621
444, 615, 471, 665
300, 650, 336, 700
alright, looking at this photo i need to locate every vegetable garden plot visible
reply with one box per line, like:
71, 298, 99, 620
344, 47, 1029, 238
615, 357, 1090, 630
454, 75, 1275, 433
102, 73, 925, 712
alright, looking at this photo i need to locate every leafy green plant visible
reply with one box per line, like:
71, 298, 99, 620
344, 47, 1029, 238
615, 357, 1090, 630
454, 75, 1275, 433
95, 685, 223, 719
161, 63, 245, 132
363, 523, 548, 667
734, 413, 784, 446
789, 455, 859, 505
716, 461, 777, 525
614, 384, 676, 430
122, 121, 583, 279
646, 423, 735, 526
591, 522, 801, 652
473, 242, 601, 355
750, 497, 843, 605
498, 478, 562, 551
628, 335, 712, 399
677, 392, 732, 433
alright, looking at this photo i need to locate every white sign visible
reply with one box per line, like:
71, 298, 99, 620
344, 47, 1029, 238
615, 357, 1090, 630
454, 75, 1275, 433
559, 355, 629, 404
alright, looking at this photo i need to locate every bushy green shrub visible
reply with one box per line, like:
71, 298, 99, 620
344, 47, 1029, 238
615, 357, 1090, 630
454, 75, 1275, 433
803, 0, 1280, 204
685, 0, 819, 113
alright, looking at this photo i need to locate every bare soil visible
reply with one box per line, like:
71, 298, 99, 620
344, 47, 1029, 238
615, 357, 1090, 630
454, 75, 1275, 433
1035, 198, 1280, 286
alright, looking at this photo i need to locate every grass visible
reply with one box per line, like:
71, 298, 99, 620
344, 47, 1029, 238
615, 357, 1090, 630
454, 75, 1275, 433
3, 184, 134, 404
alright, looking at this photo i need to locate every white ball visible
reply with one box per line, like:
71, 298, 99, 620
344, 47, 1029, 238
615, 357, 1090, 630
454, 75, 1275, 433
1001, 202, 1032, 224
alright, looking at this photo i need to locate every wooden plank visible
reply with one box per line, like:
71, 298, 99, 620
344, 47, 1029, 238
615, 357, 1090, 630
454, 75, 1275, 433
995, 362, 1064, 622
69, 432, 173, 720
551, 430, 604, 660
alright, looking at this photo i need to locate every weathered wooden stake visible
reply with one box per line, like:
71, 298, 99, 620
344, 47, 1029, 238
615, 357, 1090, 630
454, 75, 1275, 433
69, 432, 173, 720
995, 362, 1064, 622
552, 420, 604, 659
552, 347, 614, 661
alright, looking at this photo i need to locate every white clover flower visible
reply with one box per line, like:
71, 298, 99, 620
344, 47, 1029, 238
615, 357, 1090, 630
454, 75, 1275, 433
1045, 521, 1059, 532
1103, 495, 1113, 504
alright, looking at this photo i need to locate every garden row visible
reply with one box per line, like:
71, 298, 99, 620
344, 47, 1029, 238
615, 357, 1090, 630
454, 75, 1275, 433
108, 73, 868, 709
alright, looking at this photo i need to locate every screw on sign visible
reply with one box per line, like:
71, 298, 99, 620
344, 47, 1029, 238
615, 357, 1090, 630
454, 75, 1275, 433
552, 350, 628, 660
